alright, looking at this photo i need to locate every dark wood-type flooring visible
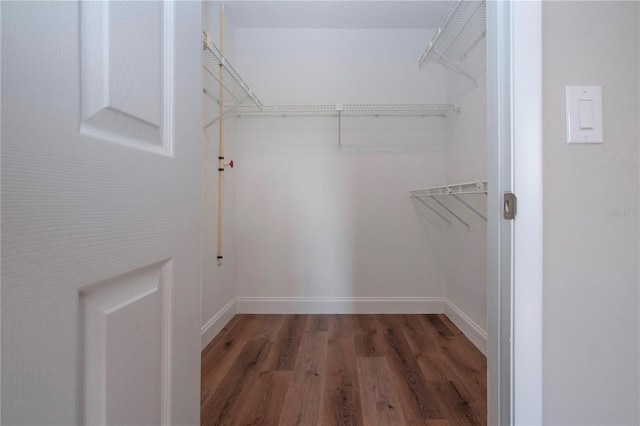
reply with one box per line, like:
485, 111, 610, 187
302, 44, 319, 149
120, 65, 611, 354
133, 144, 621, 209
201, 314, 487, 426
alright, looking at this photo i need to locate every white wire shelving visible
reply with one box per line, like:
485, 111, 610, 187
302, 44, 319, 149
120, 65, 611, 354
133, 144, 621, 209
233, 104, 460, 118
410, 180, 487, 228
202, 31, 262, 130
234, 104, 460, 147
418, 0, 486, 85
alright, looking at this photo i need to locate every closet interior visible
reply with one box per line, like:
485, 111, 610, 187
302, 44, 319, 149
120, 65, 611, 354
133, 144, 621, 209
200, 0, 488, 381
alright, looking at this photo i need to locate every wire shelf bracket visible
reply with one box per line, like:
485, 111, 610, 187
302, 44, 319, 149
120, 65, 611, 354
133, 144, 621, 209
410, 180, 488, 227
202, 30, 262, 129
418, 0, 486, 86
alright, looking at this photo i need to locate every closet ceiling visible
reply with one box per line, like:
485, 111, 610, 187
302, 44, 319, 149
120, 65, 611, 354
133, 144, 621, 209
223, 1, 454, 29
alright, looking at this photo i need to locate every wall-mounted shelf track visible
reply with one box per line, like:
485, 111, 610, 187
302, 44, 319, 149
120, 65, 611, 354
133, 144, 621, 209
202, 30, 262, 130
411, 180, 487, 227
418, 0, 486, 85
233, 104, 459, 118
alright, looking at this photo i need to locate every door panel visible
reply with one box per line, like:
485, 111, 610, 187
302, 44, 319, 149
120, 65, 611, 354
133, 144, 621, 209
1, 1, 202, 425
80, 1, 172, 153
80, 261, 171, 426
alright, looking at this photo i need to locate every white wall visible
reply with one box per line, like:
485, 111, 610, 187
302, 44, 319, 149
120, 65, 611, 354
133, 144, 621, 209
235, 28, 446, 104
542, 2, 639, 424
233, 28, 450, 312
443, 80, 487, 349
200, 3, 238, 348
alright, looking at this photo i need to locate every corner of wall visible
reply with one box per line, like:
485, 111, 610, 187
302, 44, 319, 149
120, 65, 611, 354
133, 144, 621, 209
200, 297, 237, 350
441, 69, 488, 344
200, 1, 238, 351
445, 299, 487, 355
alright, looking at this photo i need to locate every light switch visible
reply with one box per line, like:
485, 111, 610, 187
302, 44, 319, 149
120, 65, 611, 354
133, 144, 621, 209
578, 100, 594, 129
566, 86, 603, 143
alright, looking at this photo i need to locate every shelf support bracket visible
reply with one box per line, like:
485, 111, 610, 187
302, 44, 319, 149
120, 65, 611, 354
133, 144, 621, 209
452, 194, 487, 222
204, 96, 250, 130
430, 195, 470, 228
336, 105, 343, 147
338, 111, 342, 147
412, 195, 452, 226
433, 49, 479, 86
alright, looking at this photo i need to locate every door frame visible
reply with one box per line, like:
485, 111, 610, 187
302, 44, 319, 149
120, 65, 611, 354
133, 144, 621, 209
487, 1, 543, 424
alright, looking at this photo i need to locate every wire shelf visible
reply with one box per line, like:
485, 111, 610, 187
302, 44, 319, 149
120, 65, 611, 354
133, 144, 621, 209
203, 31, 262, 129
411, 181, 487, 198
418, 0, 486, 83
233, 104, 460, 118
410, 180, 487, 226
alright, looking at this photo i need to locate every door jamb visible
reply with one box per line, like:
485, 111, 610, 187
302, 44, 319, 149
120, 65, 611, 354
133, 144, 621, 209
487, 1, 543, 424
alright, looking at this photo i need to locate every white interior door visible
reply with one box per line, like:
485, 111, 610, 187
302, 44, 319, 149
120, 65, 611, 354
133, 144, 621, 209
2, 1, 202, 425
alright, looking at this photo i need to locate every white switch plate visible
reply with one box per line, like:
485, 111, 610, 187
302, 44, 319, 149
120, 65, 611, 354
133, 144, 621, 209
566, 86, 603, 143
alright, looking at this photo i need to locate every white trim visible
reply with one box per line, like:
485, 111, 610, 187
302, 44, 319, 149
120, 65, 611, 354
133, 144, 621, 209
444, 300, 487, 356
235, 297, 447, 314
200, 298, 237, 350
487, 1, 513, 424
201, 297, 487, 355
512, 1, 543, 424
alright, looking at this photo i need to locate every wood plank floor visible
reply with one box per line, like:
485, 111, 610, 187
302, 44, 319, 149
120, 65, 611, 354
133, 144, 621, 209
201, 314, 486, 426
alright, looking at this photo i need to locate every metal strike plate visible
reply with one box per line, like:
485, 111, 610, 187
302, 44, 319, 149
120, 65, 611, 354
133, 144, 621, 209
504, 192, 517, 220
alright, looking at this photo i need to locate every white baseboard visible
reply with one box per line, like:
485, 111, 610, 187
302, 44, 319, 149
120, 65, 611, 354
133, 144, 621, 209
200, 298, 237, 350
445, 300, 488, 356
235, 297, 447, 314
200, 296, 486, 355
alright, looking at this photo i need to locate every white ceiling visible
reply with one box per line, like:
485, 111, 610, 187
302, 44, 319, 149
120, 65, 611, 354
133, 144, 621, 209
222, 1, 454, 29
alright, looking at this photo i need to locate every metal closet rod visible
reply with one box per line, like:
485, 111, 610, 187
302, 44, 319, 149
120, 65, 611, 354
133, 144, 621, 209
410, 180, 488, 227
233, 104, 460, 117
233, 103, 459, 148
